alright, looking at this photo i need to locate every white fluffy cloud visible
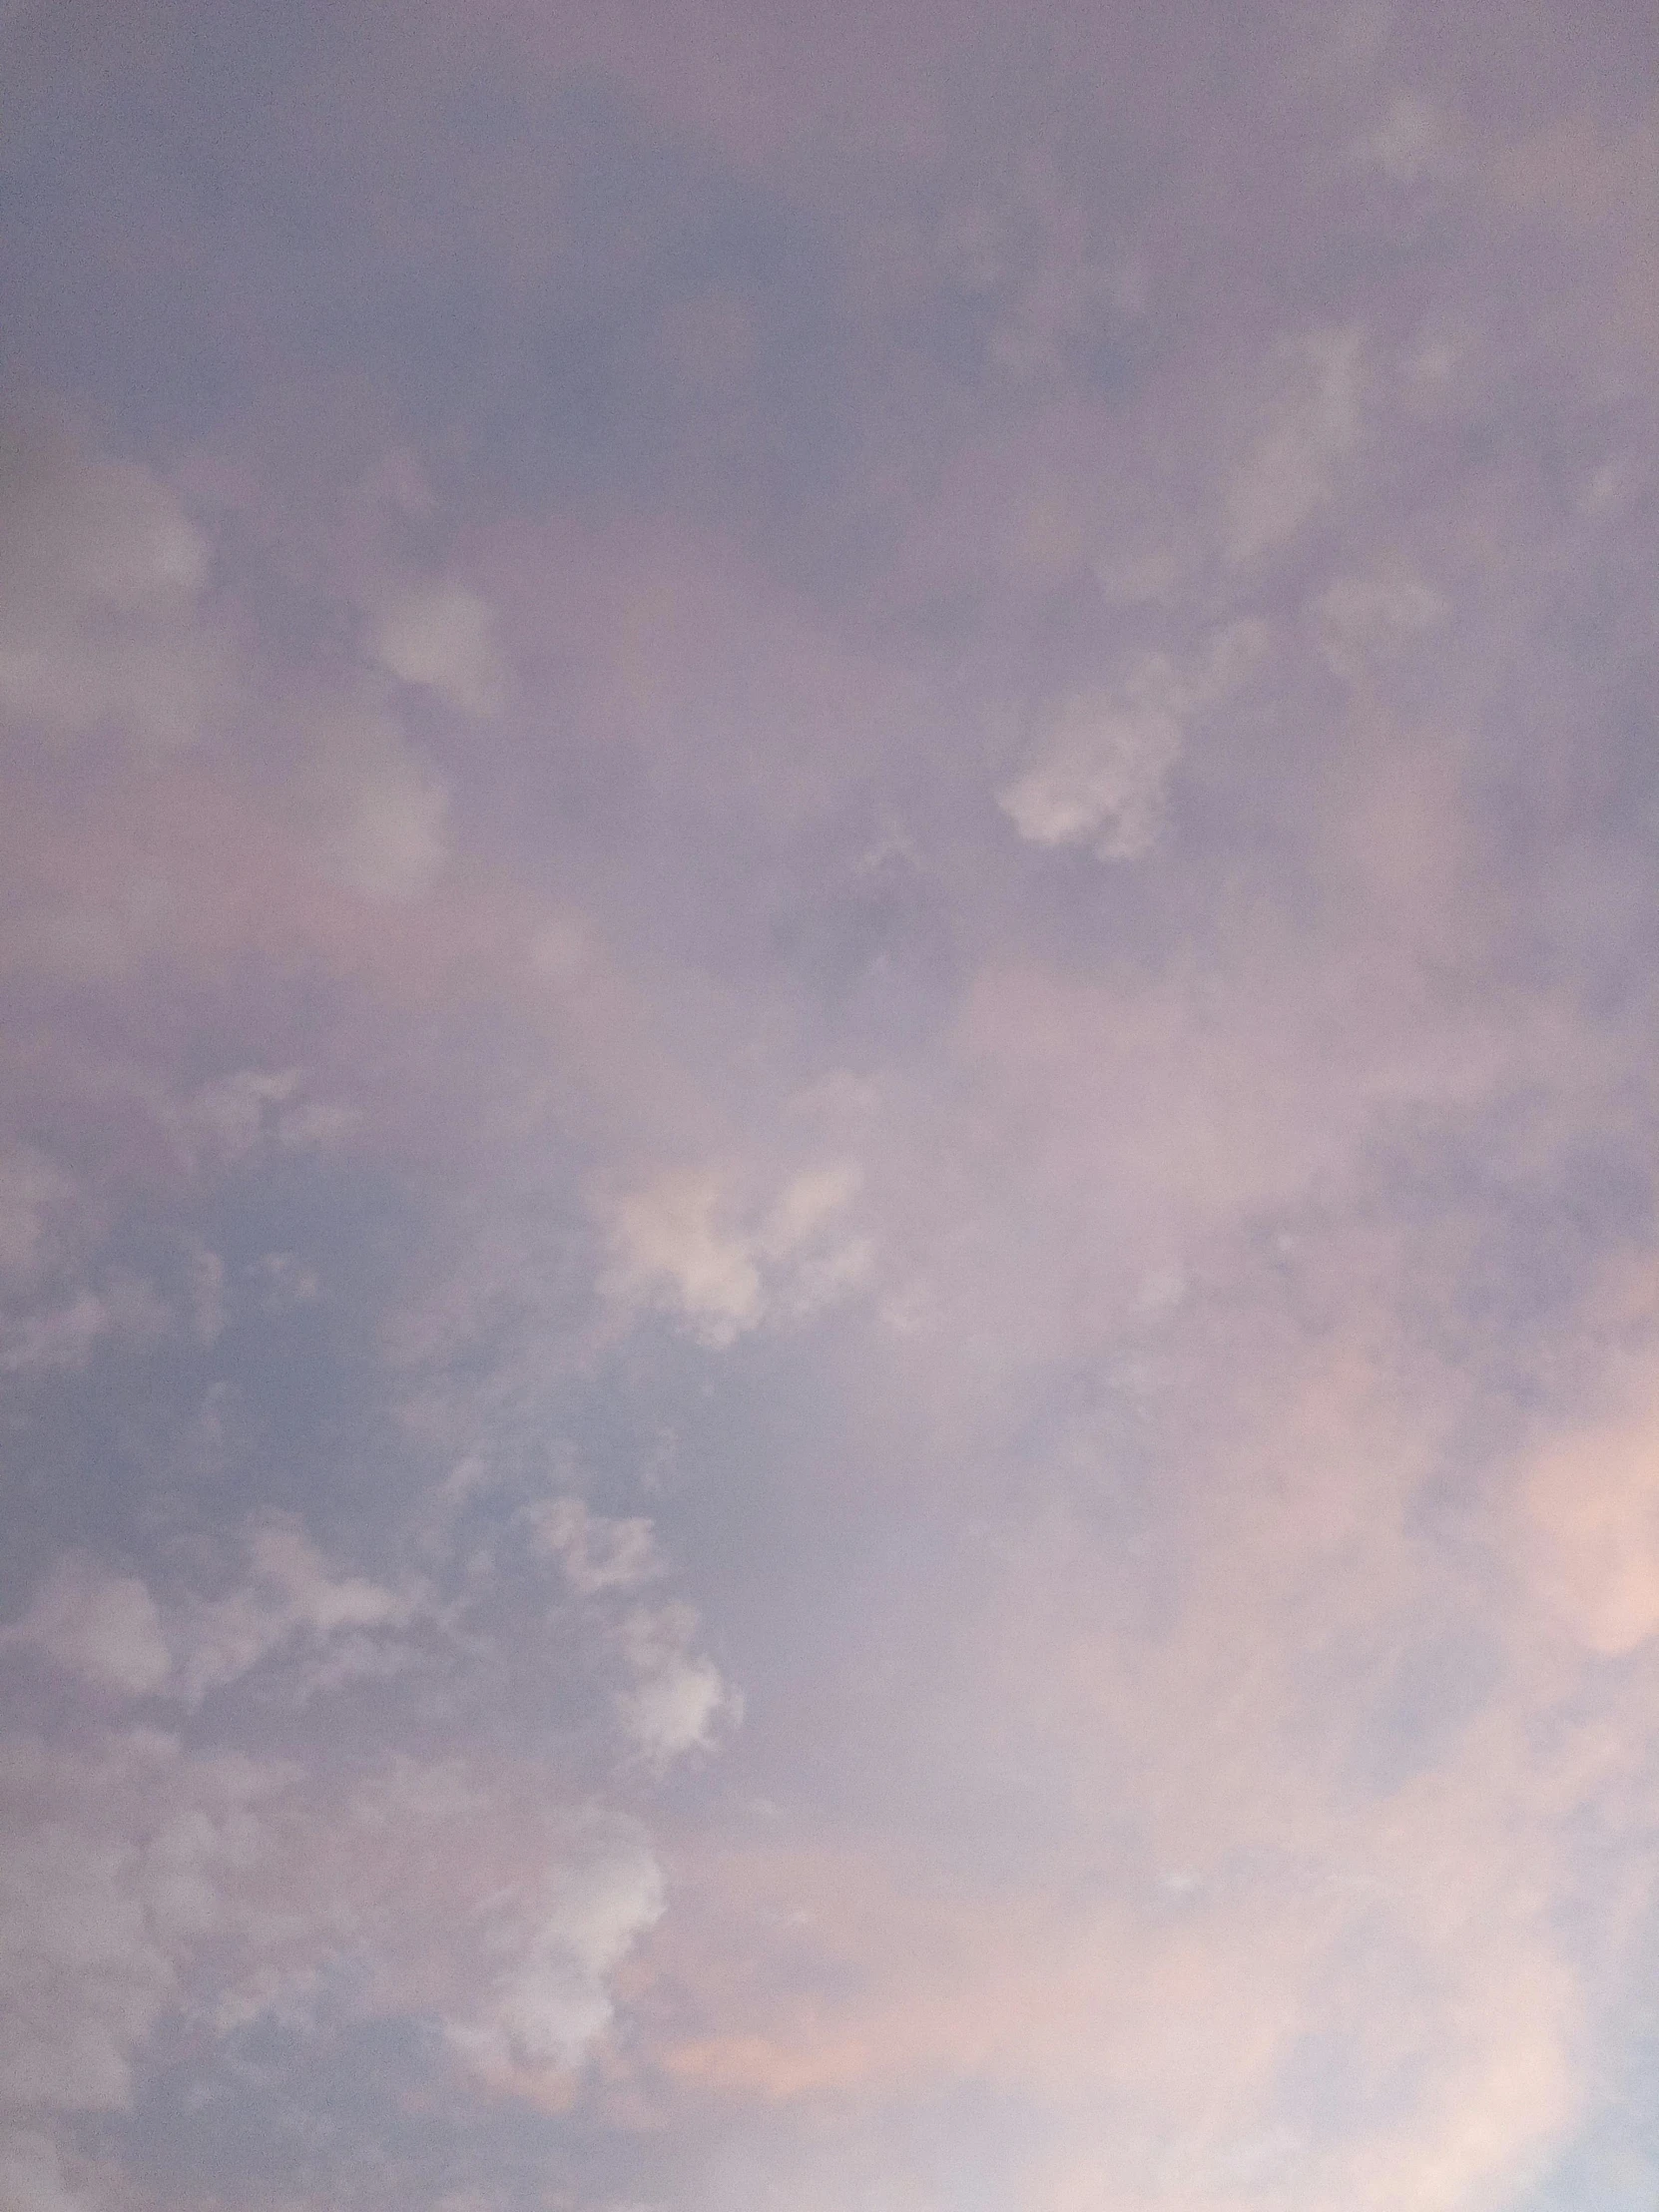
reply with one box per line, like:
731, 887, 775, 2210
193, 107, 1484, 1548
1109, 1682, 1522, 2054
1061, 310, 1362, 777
0, 1493, 719, 2178
0, 1725, 672, 2189
171, 1525, 422, 1705
998, 671, 1183, 858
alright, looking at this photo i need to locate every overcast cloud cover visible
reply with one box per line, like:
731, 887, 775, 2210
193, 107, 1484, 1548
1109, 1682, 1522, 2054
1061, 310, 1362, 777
0, 2, 1656, 2206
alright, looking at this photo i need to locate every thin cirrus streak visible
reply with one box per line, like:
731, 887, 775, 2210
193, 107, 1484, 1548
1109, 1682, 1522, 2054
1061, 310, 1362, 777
0, 2, 1656, 2209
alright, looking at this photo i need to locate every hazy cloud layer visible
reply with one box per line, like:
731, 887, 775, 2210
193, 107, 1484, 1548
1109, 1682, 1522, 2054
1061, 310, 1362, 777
1, 3, 1657, 2209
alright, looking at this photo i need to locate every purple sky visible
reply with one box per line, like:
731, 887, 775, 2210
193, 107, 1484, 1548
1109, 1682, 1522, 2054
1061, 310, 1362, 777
2, 4, 1657, 2208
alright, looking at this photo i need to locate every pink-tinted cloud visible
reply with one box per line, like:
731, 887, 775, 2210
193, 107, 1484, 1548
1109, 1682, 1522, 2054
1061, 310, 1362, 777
2, 5, 1658, 2209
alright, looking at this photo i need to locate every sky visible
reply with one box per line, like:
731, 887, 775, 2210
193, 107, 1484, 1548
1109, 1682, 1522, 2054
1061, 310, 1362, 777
0, 3, 1656, 2207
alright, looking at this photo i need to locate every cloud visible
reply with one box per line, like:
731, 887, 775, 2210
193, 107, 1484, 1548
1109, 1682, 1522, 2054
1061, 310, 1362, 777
647, 1317, 1591, 2202
2, 7, 1656, 2209
0, 1821, 185, 2112
2, 1527, 421, 1708
1094, 547, 1182, 608
0, 1554, 706, 2171
600, 1161, 866, 1346
0, 1560, 172, 1697
0, 419, 228, 752
531, 1497, 664, 1596
0, 1290, 111, 1376
998, 624, 1266, 859
1225, 328, 1365, 564
526, 1502, 736, 1762
304, 698, 451, 900
0, 2128, 88, 2212
998, 669, 1181, 858
173, 1525, 421, 1706
0, 1726, 662, 2191
450, 1834, 667, 2082
176, 1067, 361, 1169
1353, 93, 1461, 186
371, 581, 508, 718
618, 1603, 736, 1763
0, 1149, 81, 1293
1519, 1364, 1659, 1656
1315, 562, 1447, 683
603, 1169, 762, 1343
0, 1729, 278, 2126
622, 1651, 730, 1761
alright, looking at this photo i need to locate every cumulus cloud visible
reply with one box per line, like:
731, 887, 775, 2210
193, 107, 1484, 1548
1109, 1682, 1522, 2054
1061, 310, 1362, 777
0, 1532, 707, 2179
0, 1290, 111, 1376
622, 1651, 730, 1762
0, 1223, 227, 1379
602, 1169, 764, 1342
176, 1525, 420, 1703
0, 1726, 662, 2192
997, 668, 1182, 858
